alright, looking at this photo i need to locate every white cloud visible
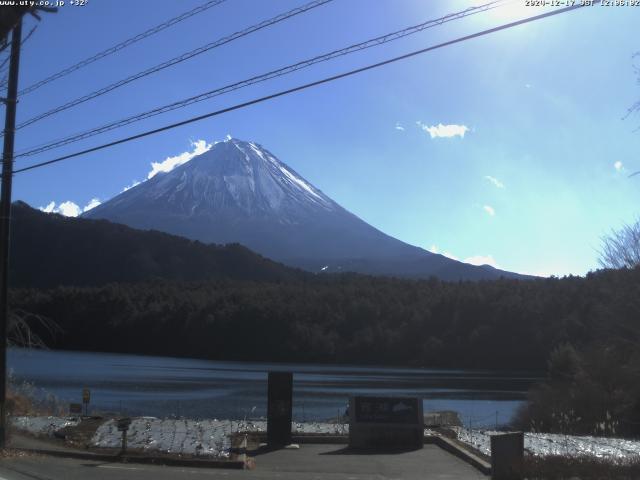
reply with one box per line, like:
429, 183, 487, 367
122, 180, 142, 192
525, 83, 532, 89
428, 245, 459, 261
40, 198, 101, 217
395, 122, 405, 131
614, 161, 624, 172
483, 205, 496, 216
83, 198, 101, 212
484, 175, 505, 189
57, 201, 81, 217
41, 201, 55, 213
464, 254, 500, 269
417, 121, 469, 139
147, 139, 212, 179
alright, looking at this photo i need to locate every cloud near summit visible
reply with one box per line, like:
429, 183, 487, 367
40, 198, 101, 217
40, 139, 215, 219
147, 139, 212, 179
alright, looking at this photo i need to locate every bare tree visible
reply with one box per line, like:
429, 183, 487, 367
7, 309, 59, 348
626, 51, 640, 121
626, 52, 640, 177
599, 218, 640, 269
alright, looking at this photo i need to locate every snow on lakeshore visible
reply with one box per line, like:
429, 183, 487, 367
91, 418, 349, 458
455, 428, 640, 459
17, 415, 640, 461
12, 416, 79, 437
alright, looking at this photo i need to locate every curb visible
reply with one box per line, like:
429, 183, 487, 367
425, 435, 492, 475
13, 447, 250, 470
15, 434, 489, 474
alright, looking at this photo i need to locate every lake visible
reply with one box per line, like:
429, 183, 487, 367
8, 348, 541, 427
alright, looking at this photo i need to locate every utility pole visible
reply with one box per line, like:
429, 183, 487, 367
0, 16, 22, 449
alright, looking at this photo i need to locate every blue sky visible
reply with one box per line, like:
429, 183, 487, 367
7, 0, 640, 277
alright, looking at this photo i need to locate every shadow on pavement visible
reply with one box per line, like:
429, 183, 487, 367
251, 444, 422, 456
319, 446, 423, 455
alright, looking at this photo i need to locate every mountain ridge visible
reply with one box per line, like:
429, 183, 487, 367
84, 137, 531, 281
9, 201, 303, 288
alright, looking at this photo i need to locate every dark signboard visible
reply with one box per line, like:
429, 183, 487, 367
349, 396, 424, 449
69, 403, 82, 415
117, 417, 132, 432
267, 371, 293, 446
354, 396, 420, 424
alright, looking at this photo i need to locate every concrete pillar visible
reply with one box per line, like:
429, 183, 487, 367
490, 432, 524, 480
267, 371, 293, 446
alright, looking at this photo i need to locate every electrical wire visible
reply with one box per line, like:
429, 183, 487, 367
11, 1, 598, 176
0, 25, 36, 71
11, 0, 335, 133
15, 0, 505, 159
17, 0, 228, 97
0, 25, 38, 90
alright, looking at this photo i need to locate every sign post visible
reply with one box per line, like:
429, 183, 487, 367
117, 417, 132, 454
82, 388, 90, 416
267, 372, 293, 446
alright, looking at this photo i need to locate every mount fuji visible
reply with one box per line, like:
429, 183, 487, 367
84, 138, 528, 280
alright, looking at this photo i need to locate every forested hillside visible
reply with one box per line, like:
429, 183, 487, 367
10, 202, 303, 288
10, 267, 639, 370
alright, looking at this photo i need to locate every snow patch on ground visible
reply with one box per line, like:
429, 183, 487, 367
455, 428, 640, 459
92, 418, 236, 457
16, 415, 640, 461
12, 416, 79, 437
91, 419, 349, 458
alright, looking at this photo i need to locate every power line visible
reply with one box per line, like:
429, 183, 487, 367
15, 0, 505, 159
0, 25, 38, 90
0, 53, 8, 73
16, 0, 227, 97
11, 2, 597, 176
11, 0, 335, 133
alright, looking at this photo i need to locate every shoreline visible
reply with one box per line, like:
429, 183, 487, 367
11, 415, 640, 460
8, 346, 545, 374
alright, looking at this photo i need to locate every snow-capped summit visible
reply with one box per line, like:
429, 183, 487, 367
136, 138, 335, 219
85, 138, 528, 280
85, 138, 399, 259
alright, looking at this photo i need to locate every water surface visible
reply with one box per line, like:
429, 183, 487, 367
8, 348, 541, 427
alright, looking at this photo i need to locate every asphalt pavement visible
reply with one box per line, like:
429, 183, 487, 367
0, 443, 487, 479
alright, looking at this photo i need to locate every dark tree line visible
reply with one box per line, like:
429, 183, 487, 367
10, 267, 640, 372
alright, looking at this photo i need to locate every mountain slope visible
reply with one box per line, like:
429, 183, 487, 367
9, 201, 303, 288
84, 138, 529, 281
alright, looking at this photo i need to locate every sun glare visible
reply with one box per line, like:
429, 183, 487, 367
486, 0, 548, 22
